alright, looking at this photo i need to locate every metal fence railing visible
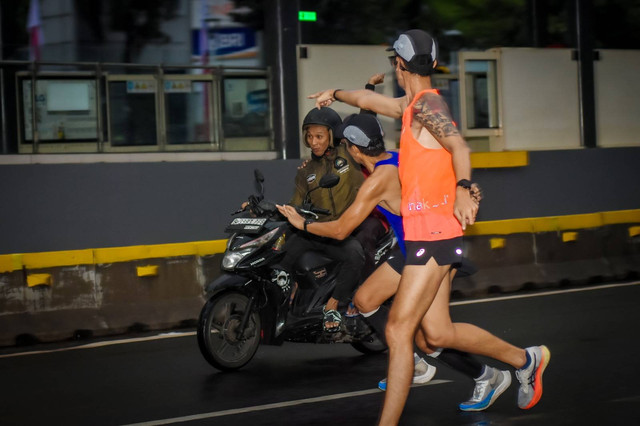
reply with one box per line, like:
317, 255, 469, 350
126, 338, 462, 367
0, 60, 274, 155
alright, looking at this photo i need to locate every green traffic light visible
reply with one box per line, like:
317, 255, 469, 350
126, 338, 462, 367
298, 11, 317, 22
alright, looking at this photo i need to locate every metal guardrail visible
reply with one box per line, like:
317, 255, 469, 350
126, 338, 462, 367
0, 60, 275, 155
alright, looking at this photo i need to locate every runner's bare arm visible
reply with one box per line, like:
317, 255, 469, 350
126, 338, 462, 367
413, 92, 478, 229
277, 173, 386, 240
308, 89, 404, 119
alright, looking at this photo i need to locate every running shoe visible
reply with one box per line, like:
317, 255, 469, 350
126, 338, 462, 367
459, 367, 511, 411
516, 345, 551, 409
378, 353, 436, 391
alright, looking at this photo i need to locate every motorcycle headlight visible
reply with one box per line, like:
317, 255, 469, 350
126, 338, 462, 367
222, 248, 253, 270
222, 228, 280, 270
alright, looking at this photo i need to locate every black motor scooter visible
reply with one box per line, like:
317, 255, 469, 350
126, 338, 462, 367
197, 170, 395, 371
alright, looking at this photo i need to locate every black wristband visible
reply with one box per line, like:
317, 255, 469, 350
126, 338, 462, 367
456, 179, 472, 190
304, 218, 314, 232
332, 89, 342, 102
365, 83, 376, 91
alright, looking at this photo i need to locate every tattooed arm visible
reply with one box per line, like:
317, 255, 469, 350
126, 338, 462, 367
413, 91, 478, 229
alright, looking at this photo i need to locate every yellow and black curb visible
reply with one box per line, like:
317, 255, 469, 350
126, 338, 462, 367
0, 209, 638, 347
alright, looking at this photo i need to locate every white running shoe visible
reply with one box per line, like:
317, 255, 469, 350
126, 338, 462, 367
459, 366, 511, 411
378, 353, 436, 391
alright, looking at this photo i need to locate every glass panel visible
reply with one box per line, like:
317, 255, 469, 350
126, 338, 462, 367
165, 80, 214, 145
432, 77, 460, 127
22, 79, 98, 142
464, 60, 499, 129
108, 81, 157, 146
222, 77, 269, 140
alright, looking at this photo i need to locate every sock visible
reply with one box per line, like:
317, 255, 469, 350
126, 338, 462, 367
430, 348, 484, 379
476, 365, 494, 381
360, 305, 389, 345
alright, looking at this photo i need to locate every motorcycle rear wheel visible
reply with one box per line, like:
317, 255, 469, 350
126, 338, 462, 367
197, 291, 261, 371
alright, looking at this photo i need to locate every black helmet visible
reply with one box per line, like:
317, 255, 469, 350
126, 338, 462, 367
302, 107, 342, 136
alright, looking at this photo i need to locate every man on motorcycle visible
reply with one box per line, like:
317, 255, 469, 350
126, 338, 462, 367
282, 107, 386, 333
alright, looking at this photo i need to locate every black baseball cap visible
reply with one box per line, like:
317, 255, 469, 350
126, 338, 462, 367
386, 29, 438, 76
338, 114, 384, 148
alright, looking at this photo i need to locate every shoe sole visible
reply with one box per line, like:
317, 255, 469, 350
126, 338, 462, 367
377, 365, 437, 391
459, 370, 512, 412
521, 345, 550, 410
412, 365, 437, 384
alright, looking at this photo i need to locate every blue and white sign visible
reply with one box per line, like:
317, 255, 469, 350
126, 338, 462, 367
211, 27, 256, 58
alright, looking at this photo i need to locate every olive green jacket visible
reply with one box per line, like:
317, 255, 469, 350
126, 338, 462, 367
289, 144, 364, 222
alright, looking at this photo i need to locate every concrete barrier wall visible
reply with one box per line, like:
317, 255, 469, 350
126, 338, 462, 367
0, 253, 224, 346
454, 223, 640, 299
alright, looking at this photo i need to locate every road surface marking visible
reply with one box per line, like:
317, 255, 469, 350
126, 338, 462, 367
120, 380, 452, 426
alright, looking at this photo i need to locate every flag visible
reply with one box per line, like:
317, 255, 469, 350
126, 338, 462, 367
200, 0, 210, 66
200, 0, 211, 142
27, 0, 43, 61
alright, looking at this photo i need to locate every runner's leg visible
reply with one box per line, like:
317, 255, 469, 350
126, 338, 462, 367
379, 259, 449, 425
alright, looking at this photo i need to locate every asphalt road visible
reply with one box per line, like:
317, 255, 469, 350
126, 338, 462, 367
1, 281, 639, 426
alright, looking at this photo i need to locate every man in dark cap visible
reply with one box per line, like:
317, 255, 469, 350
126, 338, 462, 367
309, 30, 550, 424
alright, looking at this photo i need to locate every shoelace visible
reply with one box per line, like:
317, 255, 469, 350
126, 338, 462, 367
471, 380, 488, 401
515, 369, 535, 393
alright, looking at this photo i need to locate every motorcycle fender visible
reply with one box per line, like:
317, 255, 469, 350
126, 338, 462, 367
204, 273, 251, 297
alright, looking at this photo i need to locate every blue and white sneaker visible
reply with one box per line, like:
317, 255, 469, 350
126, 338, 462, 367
459, 367, 511, 411
378, 353, 436, 391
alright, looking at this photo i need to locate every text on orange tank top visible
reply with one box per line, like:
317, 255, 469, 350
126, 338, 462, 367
399, 89, 463, 241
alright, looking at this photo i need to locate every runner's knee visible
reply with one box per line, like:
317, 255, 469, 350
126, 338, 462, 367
353, 290, 378, 312
422, 325, 454, 348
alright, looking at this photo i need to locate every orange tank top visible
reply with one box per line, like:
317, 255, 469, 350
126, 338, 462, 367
399, 89, 463, 241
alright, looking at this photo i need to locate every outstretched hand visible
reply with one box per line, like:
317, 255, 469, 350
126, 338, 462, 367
276, 204, 305, 230
308, 89, 337, 109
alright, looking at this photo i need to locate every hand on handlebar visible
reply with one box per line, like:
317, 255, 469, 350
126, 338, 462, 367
276, 204, 306, 230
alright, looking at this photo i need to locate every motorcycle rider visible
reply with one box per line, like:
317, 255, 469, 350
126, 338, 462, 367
282, 106, 385, 333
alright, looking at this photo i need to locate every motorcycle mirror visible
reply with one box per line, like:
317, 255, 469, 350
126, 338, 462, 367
254, 169, 265, 200
318, 174, 340, 189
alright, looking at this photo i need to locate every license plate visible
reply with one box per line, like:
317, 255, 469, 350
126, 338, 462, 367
225, 217, 267, 233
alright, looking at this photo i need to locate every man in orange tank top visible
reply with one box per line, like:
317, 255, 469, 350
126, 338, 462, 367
310, 30, 549, 425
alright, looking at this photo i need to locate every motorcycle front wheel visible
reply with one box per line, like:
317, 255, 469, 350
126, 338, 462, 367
197, 291, 261, 371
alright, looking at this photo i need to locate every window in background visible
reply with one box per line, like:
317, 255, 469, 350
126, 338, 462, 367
221, 77, 271, 151
165, 80, 215, 146
21, 78, 98, 143
107, 79, 157, 146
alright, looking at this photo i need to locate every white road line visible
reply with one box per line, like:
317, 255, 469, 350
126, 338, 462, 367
119, 380, 452, 426
0, 331, 196, 359
449, 280, 640, 306
2, 280, 638, 360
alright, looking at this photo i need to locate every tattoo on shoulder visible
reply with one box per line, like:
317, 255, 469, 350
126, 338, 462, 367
413, 92, 460, 138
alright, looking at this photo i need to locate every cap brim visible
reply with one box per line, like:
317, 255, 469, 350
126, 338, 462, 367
385, 46, 395, 52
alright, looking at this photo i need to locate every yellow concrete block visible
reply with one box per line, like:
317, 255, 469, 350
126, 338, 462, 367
137, 265, 159, 277
27, 273, 52, 287
629, 226, 640, 238
470, 151, 529, 168
0, 254, 23, 274
490, 238, 506, 249
562, 232, 578, 242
